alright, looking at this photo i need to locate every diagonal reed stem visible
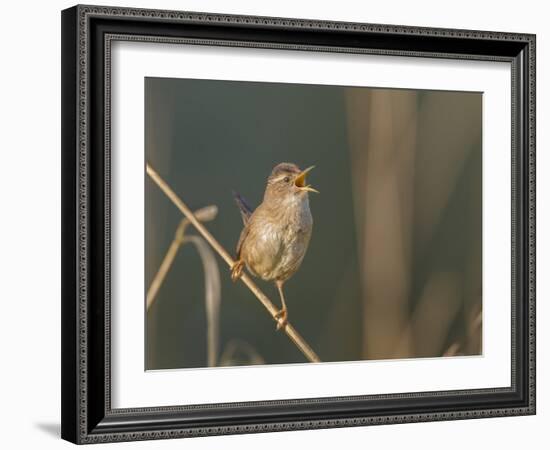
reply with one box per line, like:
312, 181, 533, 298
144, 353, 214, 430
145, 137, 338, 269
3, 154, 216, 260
146, 162, 321, 363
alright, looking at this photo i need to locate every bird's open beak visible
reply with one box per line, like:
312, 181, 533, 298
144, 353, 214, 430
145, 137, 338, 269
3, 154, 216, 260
295, 166, 319, 193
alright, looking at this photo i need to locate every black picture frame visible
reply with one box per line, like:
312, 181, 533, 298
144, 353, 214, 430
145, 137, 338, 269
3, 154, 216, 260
61, 4, 536, 444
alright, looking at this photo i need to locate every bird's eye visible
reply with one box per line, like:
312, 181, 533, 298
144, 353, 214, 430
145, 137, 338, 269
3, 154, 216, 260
283, 176, 290, 183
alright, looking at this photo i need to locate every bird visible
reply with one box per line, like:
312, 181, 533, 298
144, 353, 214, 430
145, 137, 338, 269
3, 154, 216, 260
230, 163, 318, 330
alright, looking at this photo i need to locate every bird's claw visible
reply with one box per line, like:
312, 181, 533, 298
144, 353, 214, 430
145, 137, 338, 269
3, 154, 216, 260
230, 260, 245, 282
275, 308, 288, 331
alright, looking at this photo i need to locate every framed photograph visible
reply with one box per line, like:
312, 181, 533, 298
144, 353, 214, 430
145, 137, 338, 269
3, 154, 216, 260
61, 4, 536, 444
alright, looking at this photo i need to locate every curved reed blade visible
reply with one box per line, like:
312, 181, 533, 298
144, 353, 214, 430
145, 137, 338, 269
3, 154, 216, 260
146, 205, 218, 311
219, 339, 265, 366
185, 235, 222, 367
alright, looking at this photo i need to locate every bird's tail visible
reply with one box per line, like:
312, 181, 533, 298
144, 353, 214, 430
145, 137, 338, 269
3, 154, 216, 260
232, 191, 253, 225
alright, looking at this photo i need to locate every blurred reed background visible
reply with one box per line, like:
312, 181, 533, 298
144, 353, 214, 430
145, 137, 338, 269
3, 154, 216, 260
145, 77, 482, 370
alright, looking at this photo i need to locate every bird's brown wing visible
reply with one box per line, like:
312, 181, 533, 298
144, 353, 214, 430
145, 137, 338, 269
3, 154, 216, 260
235, 222, 250, 260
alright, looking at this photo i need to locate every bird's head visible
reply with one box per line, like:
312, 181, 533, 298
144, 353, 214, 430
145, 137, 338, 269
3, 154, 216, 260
263, 162, 318, 204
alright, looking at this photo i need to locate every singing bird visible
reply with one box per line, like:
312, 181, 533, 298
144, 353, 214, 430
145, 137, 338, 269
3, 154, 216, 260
231, 163, 318, 330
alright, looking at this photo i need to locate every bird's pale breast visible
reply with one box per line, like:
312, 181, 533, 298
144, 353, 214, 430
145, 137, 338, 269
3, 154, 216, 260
242, 196, 312, 282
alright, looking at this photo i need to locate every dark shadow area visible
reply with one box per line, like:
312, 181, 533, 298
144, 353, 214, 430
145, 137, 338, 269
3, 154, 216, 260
35, 422, 60, 438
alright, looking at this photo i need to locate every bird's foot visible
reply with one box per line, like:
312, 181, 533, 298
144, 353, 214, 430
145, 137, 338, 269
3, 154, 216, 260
275, 307, 288, 331
230, 260, 245, 282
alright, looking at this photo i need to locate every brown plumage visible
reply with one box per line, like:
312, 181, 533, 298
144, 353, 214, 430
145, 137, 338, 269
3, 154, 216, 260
231, 163, 318, 329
